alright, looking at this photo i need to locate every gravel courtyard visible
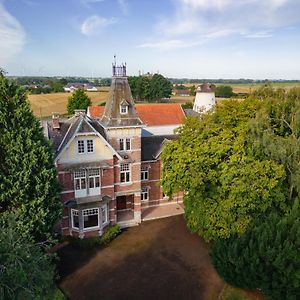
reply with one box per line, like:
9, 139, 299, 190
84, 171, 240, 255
58, 215, 224, 300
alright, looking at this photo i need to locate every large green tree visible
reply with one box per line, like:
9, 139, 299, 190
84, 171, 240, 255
250, 86, 300, 205
210, 207, 300, 300
128, 74, 172, 102
0, 72, 61, 240
161, 99, 287, 241
215, 85, 234, 98
0, 213, 58, 300
67, 89, 91, 114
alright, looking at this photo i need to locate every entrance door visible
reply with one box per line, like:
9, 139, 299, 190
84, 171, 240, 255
117, 196, 127, 210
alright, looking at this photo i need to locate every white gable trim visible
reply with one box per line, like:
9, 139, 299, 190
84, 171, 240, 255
55, 117, 122, 162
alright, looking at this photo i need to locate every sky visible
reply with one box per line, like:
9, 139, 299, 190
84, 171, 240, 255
1, 0, 300, 79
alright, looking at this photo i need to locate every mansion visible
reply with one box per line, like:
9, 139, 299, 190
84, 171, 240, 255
44, 64, 208, 238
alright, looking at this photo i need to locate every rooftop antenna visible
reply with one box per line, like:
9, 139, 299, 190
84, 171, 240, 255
114, 54, 116, 65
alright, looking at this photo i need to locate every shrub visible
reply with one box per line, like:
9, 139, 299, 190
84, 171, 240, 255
181, 102, 193, 109
66, 224, 121, 249
100, 224, 121, 245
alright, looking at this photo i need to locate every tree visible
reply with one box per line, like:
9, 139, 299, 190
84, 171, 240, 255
0, 213, 58, 300
0, 72, 62, 240
128, 74, 172, 102
50, 81, 64, 93
215, 85, 234, 98
148, 74, 172, 102
189, 85, 196, 96
249, 86, 300, 206
67, 89, 91, 114
161, 99, 287, 241
210, 207, 300, 300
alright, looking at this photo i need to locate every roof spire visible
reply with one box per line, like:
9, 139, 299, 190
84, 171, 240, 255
112, 55, 126, 77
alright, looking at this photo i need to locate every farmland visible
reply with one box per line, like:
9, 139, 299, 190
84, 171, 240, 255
28, 82, 300, 118
28, 88, 109, 118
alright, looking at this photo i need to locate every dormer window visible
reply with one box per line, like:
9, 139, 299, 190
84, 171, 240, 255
120, 104, 128, 114
120, 99, 130, 115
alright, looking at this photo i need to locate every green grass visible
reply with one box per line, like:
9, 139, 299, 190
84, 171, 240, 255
221, 285, 268, 300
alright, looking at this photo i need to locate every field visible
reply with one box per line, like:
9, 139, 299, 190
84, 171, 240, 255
28, 88, 109, 118
184, 82, 300, 94
28, 83, 300, 118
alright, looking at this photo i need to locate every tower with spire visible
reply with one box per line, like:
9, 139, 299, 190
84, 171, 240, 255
100, 58, 144, 224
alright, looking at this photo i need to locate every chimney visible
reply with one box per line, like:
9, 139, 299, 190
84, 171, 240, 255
74, 109, 86, 117
52, 113, 60, 129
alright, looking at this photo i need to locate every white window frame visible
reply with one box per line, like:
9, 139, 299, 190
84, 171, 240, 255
120, 105, 128, 114
101, 205, 108, 225
87, 139, 94, 153
120, 163, 131, 183
74, 170, 86, 191
141, 187, 149, 201
82, 208, 99, 230
71, 209, 79, 229
77, 140, 85, 154
119, 138, 131, 151
141, 166, 149, 181
74, 168, 100, 198
88, 168, 100, 189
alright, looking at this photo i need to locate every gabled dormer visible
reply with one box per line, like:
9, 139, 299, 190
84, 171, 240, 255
120, 99, 130, 115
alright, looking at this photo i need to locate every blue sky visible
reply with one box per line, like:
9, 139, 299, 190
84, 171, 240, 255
1, 0, 300, 79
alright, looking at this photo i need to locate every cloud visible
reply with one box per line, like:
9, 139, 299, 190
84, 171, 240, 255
80, 15, 117, 35
118, 0, 128, 15
0, 3, 26, 66
139, 39, 203, 50
141, 0, 300, 50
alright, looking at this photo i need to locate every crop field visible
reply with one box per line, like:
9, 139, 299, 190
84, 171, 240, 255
183, 82, 300, 94
28, 88, 109, 118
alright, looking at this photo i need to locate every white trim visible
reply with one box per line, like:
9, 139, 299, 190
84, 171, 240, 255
71, 209, 79, 230
61, 190, 74, 194
146, 199, 183, 205
57, 123, 72, 152
102, 185, 114, 189
56, 117, 123, 162
82, 207, 100, 231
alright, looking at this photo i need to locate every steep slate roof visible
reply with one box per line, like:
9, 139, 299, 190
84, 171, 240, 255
141, 135, 178, 161
47, 115, 106, 157
100, 76, 143, 127
88, 103, 186, 126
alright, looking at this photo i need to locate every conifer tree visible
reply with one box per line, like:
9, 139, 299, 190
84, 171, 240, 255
0, 213, 57, 300
67, 89, 91, 114
210, 207, 300, 300
0, 72, 62, 241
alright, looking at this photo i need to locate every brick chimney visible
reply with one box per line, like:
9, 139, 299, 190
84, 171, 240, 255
74, 109, 86, 117
52, 113, 60, 129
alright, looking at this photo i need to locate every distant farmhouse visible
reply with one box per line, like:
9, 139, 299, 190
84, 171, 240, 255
172, 88, 190, 96
43, 64, 215, 238
64, 83, 98, 92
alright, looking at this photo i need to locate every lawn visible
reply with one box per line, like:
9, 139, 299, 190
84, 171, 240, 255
58, 215, 224, 300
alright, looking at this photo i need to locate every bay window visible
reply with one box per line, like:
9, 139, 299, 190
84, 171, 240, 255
71, 209, 79, 229
101, 205, 108, 224
83, 208, 99, 229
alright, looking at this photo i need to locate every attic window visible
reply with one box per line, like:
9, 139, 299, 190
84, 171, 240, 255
120, 104, 128, 115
